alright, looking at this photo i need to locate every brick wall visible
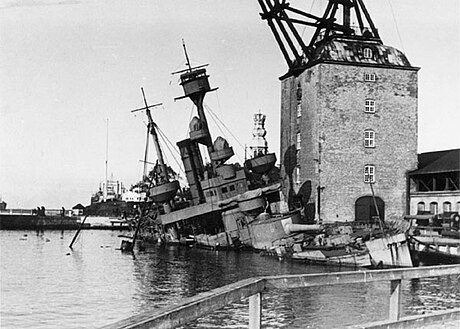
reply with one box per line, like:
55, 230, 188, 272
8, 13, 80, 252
280, 63, 418, 222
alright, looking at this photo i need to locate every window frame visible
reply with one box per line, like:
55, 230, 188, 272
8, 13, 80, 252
364, 99, 376, 113
417, 202, 425, 213
364, 165, 375, 183
430, 202, 438, 214
363, 47, 373, 59
364, 73, 376, 82
364, 129, 375, 148
296, 101, 302, 118
443, 201, 452, 212
295, 166, 301, 185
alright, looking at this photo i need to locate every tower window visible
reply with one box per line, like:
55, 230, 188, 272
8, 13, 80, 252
364, 73, 376, 82
295, 166, 301, 185
363, 48, 373, 59
296, 83, 302, 101
364, 99, 375, 113
364, 165, 375, 183
296, 132, 301, 150
364, 129, 375, 148
297, 102, 302, 118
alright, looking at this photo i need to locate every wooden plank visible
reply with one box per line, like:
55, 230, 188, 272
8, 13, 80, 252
351, 308, 460, 328
101, 278, 266, 329
264, 265, 460, 289
249, 292, 262, 329
388, 279, 401, 321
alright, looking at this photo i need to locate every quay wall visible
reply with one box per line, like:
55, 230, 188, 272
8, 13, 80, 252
0, 214, 81, 230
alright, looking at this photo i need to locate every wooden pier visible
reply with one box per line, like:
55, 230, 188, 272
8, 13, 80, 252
101, 265, 460, 329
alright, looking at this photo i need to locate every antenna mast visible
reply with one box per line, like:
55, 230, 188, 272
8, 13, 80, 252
104, 118, 109, 202
182, 39, 192, 72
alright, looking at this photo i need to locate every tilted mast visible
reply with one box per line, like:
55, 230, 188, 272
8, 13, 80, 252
173, 41, 224, 173
131, 88, 179, 208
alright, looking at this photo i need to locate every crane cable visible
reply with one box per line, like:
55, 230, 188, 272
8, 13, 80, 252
386, 0, 406, 54
301, 0, 317, 39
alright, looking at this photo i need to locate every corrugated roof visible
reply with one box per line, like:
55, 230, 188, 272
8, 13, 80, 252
410, 149, 460, 175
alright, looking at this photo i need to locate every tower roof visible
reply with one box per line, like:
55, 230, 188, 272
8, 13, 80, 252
313, 37, 415, 69
259, 0, 419, 78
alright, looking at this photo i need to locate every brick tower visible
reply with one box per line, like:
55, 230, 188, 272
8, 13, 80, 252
259, 0, 419, 223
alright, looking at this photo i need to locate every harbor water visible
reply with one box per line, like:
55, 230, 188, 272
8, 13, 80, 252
1, 230, 459, 329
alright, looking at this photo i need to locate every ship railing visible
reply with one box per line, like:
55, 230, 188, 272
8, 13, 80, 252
101, 264, 460, 329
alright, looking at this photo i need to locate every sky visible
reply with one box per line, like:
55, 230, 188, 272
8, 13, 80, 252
0, 0, 459, 209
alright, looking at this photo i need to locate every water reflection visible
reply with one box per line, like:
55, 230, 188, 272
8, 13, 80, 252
1, 230, 459, 329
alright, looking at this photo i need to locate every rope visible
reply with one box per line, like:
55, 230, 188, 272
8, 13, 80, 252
386, 0, 406, 54
204, 104, 244, 163
204, 104, 228, 140
203, 102, 245, 153
155, 125, 186, 177
301, 0, 317, 39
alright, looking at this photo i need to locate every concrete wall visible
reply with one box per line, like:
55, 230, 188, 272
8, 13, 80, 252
280, 63, 418, 222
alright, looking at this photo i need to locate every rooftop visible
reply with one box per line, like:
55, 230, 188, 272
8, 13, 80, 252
410, 149, 460, 175
313, 37, 415, 69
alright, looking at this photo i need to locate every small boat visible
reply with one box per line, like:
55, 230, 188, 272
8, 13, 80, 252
267, 226, 413, 268
406, 213, 460, 265
409, 235, 460, 265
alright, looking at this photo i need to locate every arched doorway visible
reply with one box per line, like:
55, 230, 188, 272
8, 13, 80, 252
355, 196, 385, 223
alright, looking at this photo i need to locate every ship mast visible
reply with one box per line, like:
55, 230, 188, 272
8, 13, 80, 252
104, 118, 109, 202
131, 88, 179, 209
173, 40, 219, 173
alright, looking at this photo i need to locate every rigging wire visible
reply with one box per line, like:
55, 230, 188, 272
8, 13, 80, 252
203, 104, 228, 140
155, 124, 186, 177
203, 103, 245, 163
204, 102, 243, 150
186, 103, 194, 137
301, 0, 317, 39
386, 0, 406, 54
